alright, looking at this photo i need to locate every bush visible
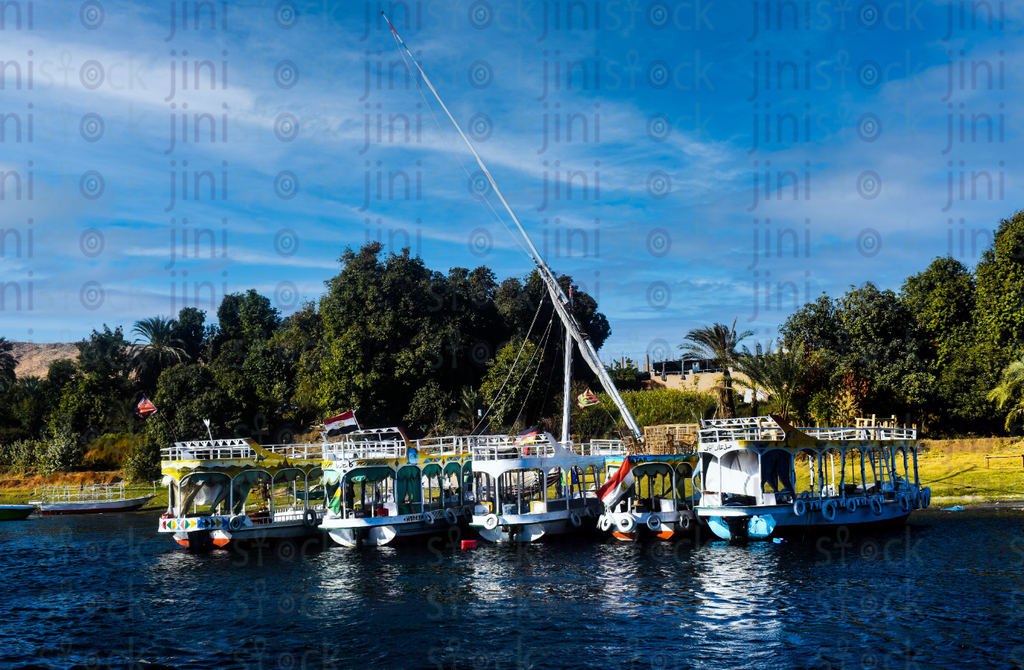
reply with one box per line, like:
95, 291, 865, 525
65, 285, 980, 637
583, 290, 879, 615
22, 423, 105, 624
122, 434, 161, 484
38, 419, 84, 475
0, 439, 47, 474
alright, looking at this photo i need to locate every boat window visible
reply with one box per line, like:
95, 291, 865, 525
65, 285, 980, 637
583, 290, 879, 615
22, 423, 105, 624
760, 450, 794, 497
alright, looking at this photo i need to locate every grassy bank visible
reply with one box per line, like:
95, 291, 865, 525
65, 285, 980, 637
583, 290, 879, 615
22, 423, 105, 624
0, 472, 169, 511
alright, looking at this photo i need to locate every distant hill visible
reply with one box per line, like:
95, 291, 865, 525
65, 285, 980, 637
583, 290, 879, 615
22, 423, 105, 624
9, 342, 79, 379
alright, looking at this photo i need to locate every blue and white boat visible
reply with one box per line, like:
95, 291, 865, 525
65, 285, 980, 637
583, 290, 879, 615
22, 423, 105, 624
694, 415, 930, 541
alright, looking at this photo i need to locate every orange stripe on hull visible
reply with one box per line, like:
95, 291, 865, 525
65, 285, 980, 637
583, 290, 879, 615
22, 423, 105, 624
212, 537, 231, 548
175, 538, 190, 548
656, 530, 676, 540
611, 531, 637, 542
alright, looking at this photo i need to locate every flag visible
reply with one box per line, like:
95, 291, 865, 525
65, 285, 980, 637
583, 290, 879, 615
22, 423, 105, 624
576, 388, 599, 408
514, 426, 540, 445
135, 396, 158, 419
596, 457, 635, 509
324, 411, 359, 435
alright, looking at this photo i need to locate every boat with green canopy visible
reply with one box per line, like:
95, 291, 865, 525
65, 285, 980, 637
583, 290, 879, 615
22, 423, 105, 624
157, 437, 326, 549
320, 428, 477, 547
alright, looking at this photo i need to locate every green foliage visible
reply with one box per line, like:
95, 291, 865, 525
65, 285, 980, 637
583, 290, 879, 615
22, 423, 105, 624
0, 336, 17, 392
607, 358, 642, 391
975, 210, 1024, 350
478, 338, 544, 431
0, 439, 47, 473
679, 320, 752, 418
82, 433, 143, 470
987, 358, 1024, 431
173, 307, 207, 362
573, 389, 717, 440
132, 316, 186, 393
38, 417, 83, 475
733, 342, 810, 420
122, 433, 161, 483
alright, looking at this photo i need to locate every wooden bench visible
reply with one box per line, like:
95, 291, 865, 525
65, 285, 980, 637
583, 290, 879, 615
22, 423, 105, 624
984, 454, 1024, 469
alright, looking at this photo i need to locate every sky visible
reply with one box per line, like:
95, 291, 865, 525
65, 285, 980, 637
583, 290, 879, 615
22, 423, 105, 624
0, 0, 1018, 364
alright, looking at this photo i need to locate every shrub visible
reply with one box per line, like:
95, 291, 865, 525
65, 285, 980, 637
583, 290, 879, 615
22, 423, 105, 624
122, 434, 161, 484
38, 419, 84, 475
0, 439, 47, 474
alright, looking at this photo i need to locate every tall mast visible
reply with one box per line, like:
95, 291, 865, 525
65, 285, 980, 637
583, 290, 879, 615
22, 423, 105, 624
381, 13, 643, 439
560, 292, 573, 444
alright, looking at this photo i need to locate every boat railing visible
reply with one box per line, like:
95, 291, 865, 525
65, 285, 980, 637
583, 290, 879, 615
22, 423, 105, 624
324, 439, 407, 462
575, 440, 625, 456
162, 438, 324, 462
698, 424, 917, 445
472, 440, 553, 461
32, 482, 127, 503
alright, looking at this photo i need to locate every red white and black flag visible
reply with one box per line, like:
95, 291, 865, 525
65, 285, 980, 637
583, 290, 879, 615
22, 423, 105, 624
135, 396, 158, 419
324, 411, 359, 435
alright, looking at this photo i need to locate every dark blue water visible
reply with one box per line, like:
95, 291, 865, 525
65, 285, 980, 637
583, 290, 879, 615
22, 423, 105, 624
1, 508, 1022, 669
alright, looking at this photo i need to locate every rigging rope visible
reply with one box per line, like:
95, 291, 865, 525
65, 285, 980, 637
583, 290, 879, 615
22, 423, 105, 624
471, 293, 546, 434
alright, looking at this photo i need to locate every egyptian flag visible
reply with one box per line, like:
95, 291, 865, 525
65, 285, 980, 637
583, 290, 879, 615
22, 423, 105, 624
324, 411, 359, 436
135, 396, 158, 419
596, 457, 635, 508
514, 426, 540, 445
576, 388, 599, 408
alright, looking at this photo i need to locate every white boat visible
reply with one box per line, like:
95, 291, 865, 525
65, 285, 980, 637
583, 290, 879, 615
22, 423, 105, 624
694, 415, 930, 541
29, 483, 154, 515
469, 434, 618, 543
157, 438, 326, 550
319, 428, 478, 547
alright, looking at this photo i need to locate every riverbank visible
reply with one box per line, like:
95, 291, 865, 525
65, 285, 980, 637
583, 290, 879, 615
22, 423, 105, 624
0, 472, 169, 511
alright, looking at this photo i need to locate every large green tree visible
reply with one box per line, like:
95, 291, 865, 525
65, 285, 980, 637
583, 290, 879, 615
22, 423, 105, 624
679, 320, 752, 418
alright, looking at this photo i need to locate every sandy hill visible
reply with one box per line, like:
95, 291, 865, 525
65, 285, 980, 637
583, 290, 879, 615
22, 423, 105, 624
8, 342, 79, 379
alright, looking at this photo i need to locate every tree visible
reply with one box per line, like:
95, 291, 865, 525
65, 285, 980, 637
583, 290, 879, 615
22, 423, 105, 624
132, 316, 186, 393
0, 337, 18, 391
172, 307, 207, 362
975, 210, 1024, 351
988, 357, 1024, 432
679, 320, 752, 418
478, 337, 544, 431
733, 342, 810, 420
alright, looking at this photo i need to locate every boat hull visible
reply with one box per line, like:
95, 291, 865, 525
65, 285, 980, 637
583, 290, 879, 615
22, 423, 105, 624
32, 496, 154, 515
471, 506, 599, 543
323, 509, 470, 547
0, 504, 35, 521
698, 498, 915, 541
600, 509, 699, 542
161, 511, 326, 550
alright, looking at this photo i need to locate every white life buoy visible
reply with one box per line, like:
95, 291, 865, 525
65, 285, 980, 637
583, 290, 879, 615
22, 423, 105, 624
646, 515, 662, 531
680, 514, 692, 531
599, 515, 613, 532
822, 499, 837, 522
847, 498, 857, 511
793, 499, 807, 517
921, 487, 931, 509
870, 496, 883, 516
585, 506, 596, 519
483, 514, 499, 530
570, 512, 582, 528
424, 512, 436, 525
898, 492, 911, 512
616, 515, 636, 533
229, 515, 245, 531
303, 509, 318, 528
444, 508, 458, 525
914, 491, 923, 510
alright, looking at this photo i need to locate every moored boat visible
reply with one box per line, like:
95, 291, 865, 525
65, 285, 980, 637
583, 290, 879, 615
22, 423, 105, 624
469, 434, 616, 543
158, 437, 326, 550
694, 415, 929, 541
29, 483, 154, 515
0, 504, 35, 521
597, 453, 700, 542
320, 428, 476, 547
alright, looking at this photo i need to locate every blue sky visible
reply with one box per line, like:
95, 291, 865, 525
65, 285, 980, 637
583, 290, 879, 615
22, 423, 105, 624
0, 0, 1017, 363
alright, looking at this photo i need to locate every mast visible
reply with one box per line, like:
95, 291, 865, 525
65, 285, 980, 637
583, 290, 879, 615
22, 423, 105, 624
381, 13, 643, 439
560, 290, 573, 444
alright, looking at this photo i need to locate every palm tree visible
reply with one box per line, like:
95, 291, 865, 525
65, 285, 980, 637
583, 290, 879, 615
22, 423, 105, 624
132, 316, 185, 391
0, 337, 18, 392
988, 357, 1024, 432
679, 320, 753, 418
732, 341, 809, 421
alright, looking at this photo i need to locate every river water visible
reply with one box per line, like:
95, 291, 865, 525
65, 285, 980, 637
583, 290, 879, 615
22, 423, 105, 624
1, 508, 1021, 669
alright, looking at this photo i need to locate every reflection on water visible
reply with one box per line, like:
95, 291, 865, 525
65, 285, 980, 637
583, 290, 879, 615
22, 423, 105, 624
1, 508, 1022, 669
